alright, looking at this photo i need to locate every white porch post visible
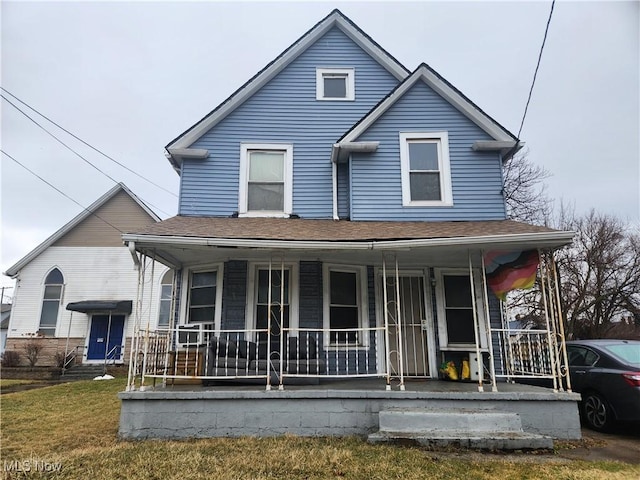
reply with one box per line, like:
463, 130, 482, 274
551, 252, 572, 392
382, 255, 391, 390
126, 251, 143, 391
468, 251, 484, 392
539, 249, 559, 392
394, 255, 405, 391
480, 252, 498, 392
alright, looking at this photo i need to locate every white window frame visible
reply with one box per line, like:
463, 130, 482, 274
316, 68, 355, 101
245, 262, 299, 343
38, 267, 65, 337
239, 143, 293, 217
399, 131, 453, 207
434, 268, 488, 351
323, 264, 369, 349
157, 269, 174, 328
180, 264, 224, 333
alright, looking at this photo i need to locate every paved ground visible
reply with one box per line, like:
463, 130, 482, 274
556, 426, 640, 464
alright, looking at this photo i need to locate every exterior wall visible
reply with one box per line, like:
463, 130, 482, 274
119, 388, 582, 440
182, 27, 400, 218
336, 162, 350, 219
7, 247, 167, 363
53, 190, 157, 247
5, 337, 84, 367
351, 81, 507, 221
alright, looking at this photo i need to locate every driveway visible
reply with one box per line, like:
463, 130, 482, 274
557, 426, 640, 464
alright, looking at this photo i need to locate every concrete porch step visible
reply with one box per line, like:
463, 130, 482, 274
62, 364, 107, 380
368, 408, 553, 450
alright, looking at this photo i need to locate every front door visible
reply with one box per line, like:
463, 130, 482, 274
255, 268, 290, 357
87, 314, 125, 361
385, 275, 430, 377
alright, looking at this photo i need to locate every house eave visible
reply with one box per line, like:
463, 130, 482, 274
330, 142, 380, 163
122, 230, 574, 253
166, 148, 210, 172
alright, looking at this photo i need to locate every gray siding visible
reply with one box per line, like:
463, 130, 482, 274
181, 27, 400, 218
352, 82, 507, 221
299, 261, 322, 329
221, 260, 248, 330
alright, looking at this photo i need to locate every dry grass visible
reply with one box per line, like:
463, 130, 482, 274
1, 380, 639, 479
0, 379, 37, 388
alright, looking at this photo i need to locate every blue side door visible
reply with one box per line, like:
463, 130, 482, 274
87, 315, 125, 361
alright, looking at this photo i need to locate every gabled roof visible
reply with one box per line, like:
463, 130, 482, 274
338, 63, 520, 159
3, 183, 160, 277
165, 9, 410, 168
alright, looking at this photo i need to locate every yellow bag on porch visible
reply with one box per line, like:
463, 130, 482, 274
439, 361, 459, 381
461, 358, 471, 380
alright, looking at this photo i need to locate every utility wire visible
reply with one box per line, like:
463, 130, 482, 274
1, 149, 125, 234
0, 87, 178, 198
517, 0, 556, 139
1, 94, 171, 217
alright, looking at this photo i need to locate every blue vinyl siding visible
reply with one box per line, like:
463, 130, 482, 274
337, 162, 350, 219
351, 81, 507, 221
299, 261, 323, 329
180, 27, 400, 218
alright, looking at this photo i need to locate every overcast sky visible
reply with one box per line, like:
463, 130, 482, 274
1, 1, 638, 292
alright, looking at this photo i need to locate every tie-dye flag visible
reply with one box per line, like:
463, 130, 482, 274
484, 250, 539, 301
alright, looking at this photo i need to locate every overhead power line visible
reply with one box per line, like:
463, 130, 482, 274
0, 93, 171, 217
1, 87, 178, 198
517, 0, 556, 139
1, 149, 125, 234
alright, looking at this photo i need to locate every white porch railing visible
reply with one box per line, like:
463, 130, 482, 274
127, 325, 387, 391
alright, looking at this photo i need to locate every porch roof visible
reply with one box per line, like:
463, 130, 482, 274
122, 217, 573, 268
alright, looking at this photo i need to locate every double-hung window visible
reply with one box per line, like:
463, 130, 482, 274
181, 267, 223, 345
434, 269, 487, 350
400, 132, 452, 206
316, 68, 355, 101
239, 143, 293, 216
323, 265, 368, 346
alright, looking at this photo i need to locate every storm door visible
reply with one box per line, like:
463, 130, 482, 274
385, 275, 430, 376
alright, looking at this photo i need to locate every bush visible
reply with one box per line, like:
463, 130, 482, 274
23, 341, 44, 367
1, 350, 21, 367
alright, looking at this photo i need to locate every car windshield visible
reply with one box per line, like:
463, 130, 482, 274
601, 343, 640, 367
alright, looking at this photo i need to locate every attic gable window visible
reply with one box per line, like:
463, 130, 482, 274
400, 132, 453, 207
239, 143, 293, 217
316, 68, 355, 101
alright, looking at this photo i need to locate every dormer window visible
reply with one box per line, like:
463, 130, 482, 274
316, 68, 355, 101
239, 143, 293, 217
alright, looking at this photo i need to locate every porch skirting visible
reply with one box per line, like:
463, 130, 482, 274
118, 382, 581, 440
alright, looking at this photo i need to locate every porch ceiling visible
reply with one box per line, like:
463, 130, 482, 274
122, 217, 573, 269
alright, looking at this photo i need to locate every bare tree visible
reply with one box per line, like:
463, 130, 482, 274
555, 207, 640, 339
502, 149, 552, 225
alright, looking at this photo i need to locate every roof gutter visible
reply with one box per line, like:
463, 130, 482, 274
122, 230, 574, 252
165, 148, 209, 173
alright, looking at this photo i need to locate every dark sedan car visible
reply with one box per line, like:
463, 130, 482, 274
566, 339, 640, 431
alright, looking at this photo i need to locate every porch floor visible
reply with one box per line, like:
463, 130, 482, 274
140, 377, 562, 395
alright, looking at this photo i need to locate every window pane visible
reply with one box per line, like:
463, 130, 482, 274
330, 271, 357, 306
190, 286, 216, 307
248, 183, 284, 211
43, 285, 62, 300
445, 309, 475, 343
330, 306, 359, 343
160, 284, 172, 301
443, 275, 472, 308
249, 151, 285, 182
39, 301, 59, 328
45, 268, 64, 284
410, 172, 441, 201
189, 306, 215, 323
409, 142, 439, 170
324, 76, 347, 98
158, 299, 171, 327
192, 272, 216, 288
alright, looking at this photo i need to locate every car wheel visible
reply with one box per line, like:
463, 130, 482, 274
582, 392, 614, 432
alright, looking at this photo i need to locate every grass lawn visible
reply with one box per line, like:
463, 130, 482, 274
1, 379, 638, 479
0, 379, 37, 388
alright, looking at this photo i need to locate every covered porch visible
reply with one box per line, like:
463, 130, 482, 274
119, 217, 579, 442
